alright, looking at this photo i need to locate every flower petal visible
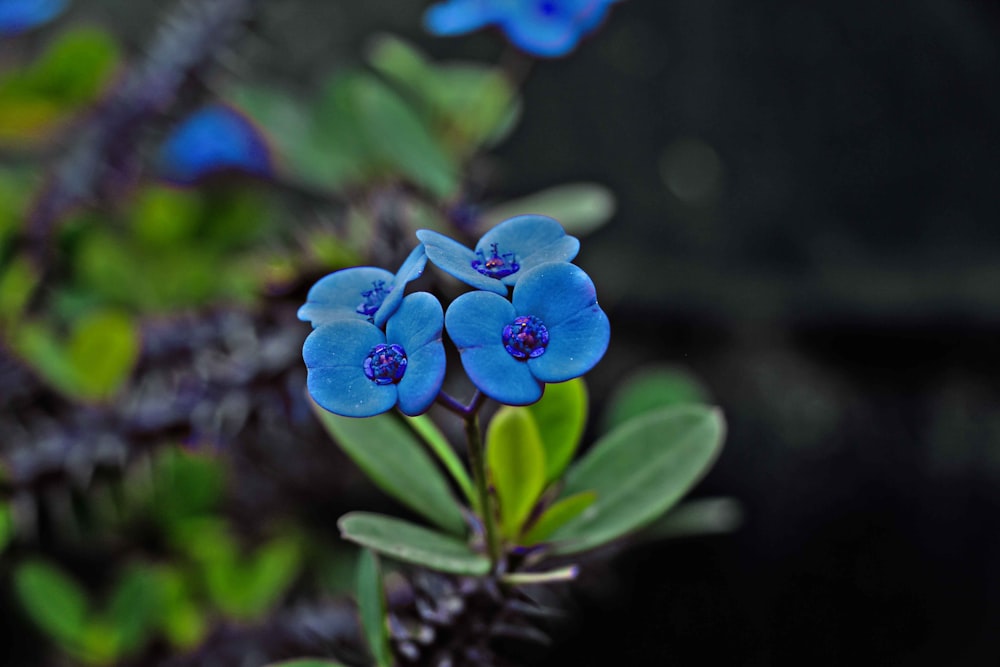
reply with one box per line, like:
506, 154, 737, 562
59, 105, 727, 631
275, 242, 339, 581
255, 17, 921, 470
417, 229, 508, 294
303, 320, 397, 417
374, 245, 428, 327
158, 105, 272, 185
396, 340, 446, 416
387, 292, 444, 354
512, 261, 597, 328
445, 291, 542, 405
501, 9, 582, 58
528, 304, 610, 383
423, 0, 497, 36
477, 215, 579, 286
0, 0, 68, 36
298, 267, 395, 328
577, 0, 617, 32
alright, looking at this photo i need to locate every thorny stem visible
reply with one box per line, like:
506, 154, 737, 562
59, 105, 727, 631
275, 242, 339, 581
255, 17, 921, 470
436, 391, 502, 569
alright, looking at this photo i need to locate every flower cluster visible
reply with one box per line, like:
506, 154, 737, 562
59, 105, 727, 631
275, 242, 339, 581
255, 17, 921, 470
423, 0, 622, 58
300, 215, 610, 417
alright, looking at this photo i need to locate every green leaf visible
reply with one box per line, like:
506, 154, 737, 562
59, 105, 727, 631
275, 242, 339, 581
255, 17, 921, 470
0, 502, 13, 553
151, 448, 225, 528
356, 550, 391, 667
131, 186, 203, 248
603, 366, 711, 432
66, 309, 140, 400
353, 76, 459, 198
14, 560, 89, 648
155, 566, 207, 649
204, 534, 303, 620
0, 28, 119, 147
366, 34, 518, 155
431, 65, 518, 152
339, 512, 490, 576
639, 497, 743, 541
106, 565, 164, 654
527, 378, 588, 482
481, 183, 616, 236
313, 405, 467, 536
486, 407, 547, 538
227, 82, 360, 191
404, 414, 476, 508
520, 492, 596, 546
550, 405, 726, 554
366, 33, 435, 94
0, 256, 39, 329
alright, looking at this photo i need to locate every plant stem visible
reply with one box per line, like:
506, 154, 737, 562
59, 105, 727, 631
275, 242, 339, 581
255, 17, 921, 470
464, 411, 502, 570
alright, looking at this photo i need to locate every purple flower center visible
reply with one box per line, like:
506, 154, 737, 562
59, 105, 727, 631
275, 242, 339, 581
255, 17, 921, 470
502, 315, 549, 360
363, 343, 408, 385
472, 243, 520, 279
356, 280, 390, 319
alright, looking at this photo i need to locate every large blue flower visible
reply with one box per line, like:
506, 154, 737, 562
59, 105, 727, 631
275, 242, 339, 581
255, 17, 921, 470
0, 0, 68, 37
158, 104, 272, 185
416, 214, 578, 296
445, 261, 609, 405
304, 292, 446, 418
423, 0, 620, 58
298, 245, 427, 329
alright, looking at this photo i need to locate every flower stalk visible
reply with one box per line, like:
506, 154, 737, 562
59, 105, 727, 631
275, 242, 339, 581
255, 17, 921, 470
464, 410, 503, 570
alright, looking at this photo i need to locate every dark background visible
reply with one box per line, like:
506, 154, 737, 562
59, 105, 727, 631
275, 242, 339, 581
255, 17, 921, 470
497, 1, 1000, 664
8, 0, 1000, 664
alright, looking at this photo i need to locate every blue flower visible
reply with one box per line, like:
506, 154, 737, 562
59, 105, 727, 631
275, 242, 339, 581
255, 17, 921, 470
304, 292, 446, 417
423, 0, 620, 58
416, 214, 578, 296
298, 245, 427, 329
0, 0, 68, 37
445, 261, 609, 405
158, 104, 272, 185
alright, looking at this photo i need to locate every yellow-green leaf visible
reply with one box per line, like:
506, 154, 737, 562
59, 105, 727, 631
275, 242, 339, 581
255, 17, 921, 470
486, 407, 547, 538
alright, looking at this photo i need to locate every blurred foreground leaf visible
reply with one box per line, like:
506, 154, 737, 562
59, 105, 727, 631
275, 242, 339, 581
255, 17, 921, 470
550, 405, 726, 554
339, 512, 490, 576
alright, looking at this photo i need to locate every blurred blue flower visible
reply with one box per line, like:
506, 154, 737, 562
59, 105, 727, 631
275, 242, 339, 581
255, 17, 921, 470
0, 0, 68, 36
423, 0, 620, 58
298, 245, 428, 329
158, 104, 272, 185
304, 292, 446, 417
445, 261, 609, 405
416, 214, 578, 295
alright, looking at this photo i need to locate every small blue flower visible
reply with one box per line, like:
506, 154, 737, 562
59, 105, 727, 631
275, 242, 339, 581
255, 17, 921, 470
298, 245, 427, 329
445, 261, 609, 405
423, 0, 620, 58
0, 0, 68, 37
158, 104, 272, 185
416, 214, 579, 296
304, 292, 446, 417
